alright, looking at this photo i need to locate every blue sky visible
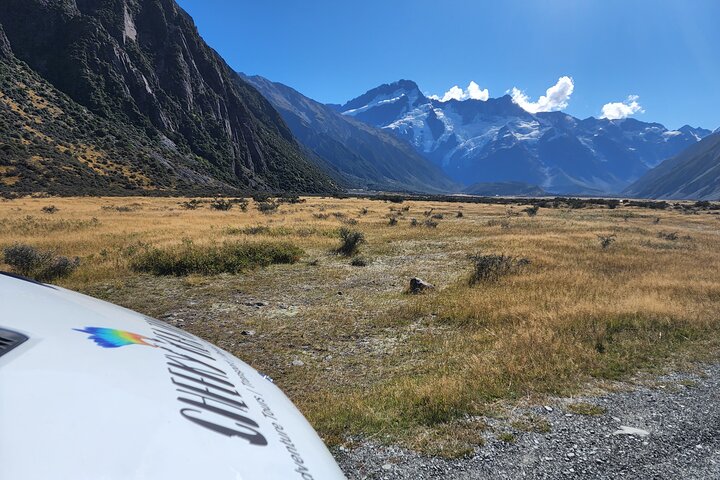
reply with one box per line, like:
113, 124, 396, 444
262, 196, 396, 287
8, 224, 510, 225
176, 0, 720, 130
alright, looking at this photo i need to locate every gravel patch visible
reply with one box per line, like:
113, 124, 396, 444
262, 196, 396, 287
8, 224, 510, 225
336, 363, 720, 479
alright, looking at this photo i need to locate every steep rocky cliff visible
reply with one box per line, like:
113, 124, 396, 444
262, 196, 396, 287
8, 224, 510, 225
0, 0, 336, 194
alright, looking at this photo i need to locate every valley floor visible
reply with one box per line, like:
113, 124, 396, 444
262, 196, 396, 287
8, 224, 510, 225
1, 195, 719, 476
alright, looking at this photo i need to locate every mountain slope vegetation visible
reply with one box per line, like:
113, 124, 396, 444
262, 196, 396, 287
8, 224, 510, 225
0, 0, 336, 194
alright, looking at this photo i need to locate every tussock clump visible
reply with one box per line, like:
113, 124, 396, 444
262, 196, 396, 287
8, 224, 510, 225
102, 204, 137, 212
350, 257, 370, 267
598, 234, 616, 249
523, 205, 539, 217
566, 402, 606, 416
41, 205, 58, 214
424, 219, 439, 228
469, 253, 529, 284
335, 227, 365, 257
658, 231, 679, 241
256, 200, 279, 214
235, 226, 271, 235
410, 218, 420, 227
209, 198, 233, 211
2, 243, 79, 282
131, 241, 303, 276
313, 213, 330, 220
179, 199, 202, 210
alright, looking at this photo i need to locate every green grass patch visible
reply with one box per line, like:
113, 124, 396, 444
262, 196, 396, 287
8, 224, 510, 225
131, 240, 303, 276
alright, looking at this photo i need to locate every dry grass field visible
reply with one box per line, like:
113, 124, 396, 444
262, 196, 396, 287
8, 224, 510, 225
2, 195, 720, 456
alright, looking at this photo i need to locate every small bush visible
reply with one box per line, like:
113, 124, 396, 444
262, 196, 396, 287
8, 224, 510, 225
336, 228, 365, 257
41, 205, 58, 214
523, 205, 539, 217
431, 213, 444, 220
350, 257, 370, 267
256, 200, 278, 214
210, 199, 233, 211
410, 218, 420, 227
424, 219, 439, 228
469, 254, 529, 284
360, 207, 368, 215
388, 216, 398, 226
131, 241, 303, 276
598, 234, 616, 249
341, 217, 358, 226
179, 199, 202, 210
2, 244, 79, 282
456, 211, 463, 218
658, 231, 679, 241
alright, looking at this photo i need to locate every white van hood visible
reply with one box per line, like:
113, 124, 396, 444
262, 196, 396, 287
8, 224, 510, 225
0, 273, 345, 480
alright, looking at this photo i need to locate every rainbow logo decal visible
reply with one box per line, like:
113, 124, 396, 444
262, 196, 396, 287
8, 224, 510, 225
74, 327, 155, 349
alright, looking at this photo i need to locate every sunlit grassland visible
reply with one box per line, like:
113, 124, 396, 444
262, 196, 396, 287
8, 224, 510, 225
2, 195, 719, 456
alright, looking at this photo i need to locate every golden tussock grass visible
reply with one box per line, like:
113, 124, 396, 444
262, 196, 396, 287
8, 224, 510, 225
1, 195, 719, 456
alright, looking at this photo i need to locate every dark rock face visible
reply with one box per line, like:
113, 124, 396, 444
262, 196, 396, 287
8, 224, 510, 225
0, 0, 336, 193
0, 24, 11, 58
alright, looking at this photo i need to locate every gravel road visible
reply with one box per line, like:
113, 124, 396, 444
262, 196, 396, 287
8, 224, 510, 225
335, 363, 720, 479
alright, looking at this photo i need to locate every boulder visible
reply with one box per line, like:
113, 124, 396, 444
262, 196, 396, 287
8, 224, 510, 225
409, 277, 434, 294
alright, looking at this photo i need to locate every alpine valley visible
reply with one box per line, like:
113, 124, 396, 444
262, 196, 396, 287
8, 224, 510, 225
0, 0, 716, 199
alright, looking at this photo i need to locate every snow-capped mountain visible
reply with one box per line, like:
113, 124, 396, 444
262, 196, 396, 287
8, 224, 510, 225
337, 80, 711, 194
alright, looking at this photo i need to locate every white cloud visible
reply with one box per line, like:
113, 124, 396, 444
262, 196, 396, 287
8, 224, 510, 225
600, 95, 644, 120
510, 76, 574, 113
430, 81, 489, 102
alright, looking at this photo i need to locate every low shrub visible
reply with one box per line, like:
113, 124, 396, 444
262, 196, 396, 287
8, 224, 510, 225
424, 219, 439, 228
209, 198, 233, 211
41, 205, 58, 214
179, 199, 202, 210
131, 241, 303, 276
598, 234, 616, 249
456, 211, 463, 218
350, 257, 370, 267
658, 231, 679, 241
388, 216, 398, 226
256, 200, 279, 214
523, 205, 539, 217
336, 227, 365, 256
2, 243, 79, 282
469, 253, 529, 284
